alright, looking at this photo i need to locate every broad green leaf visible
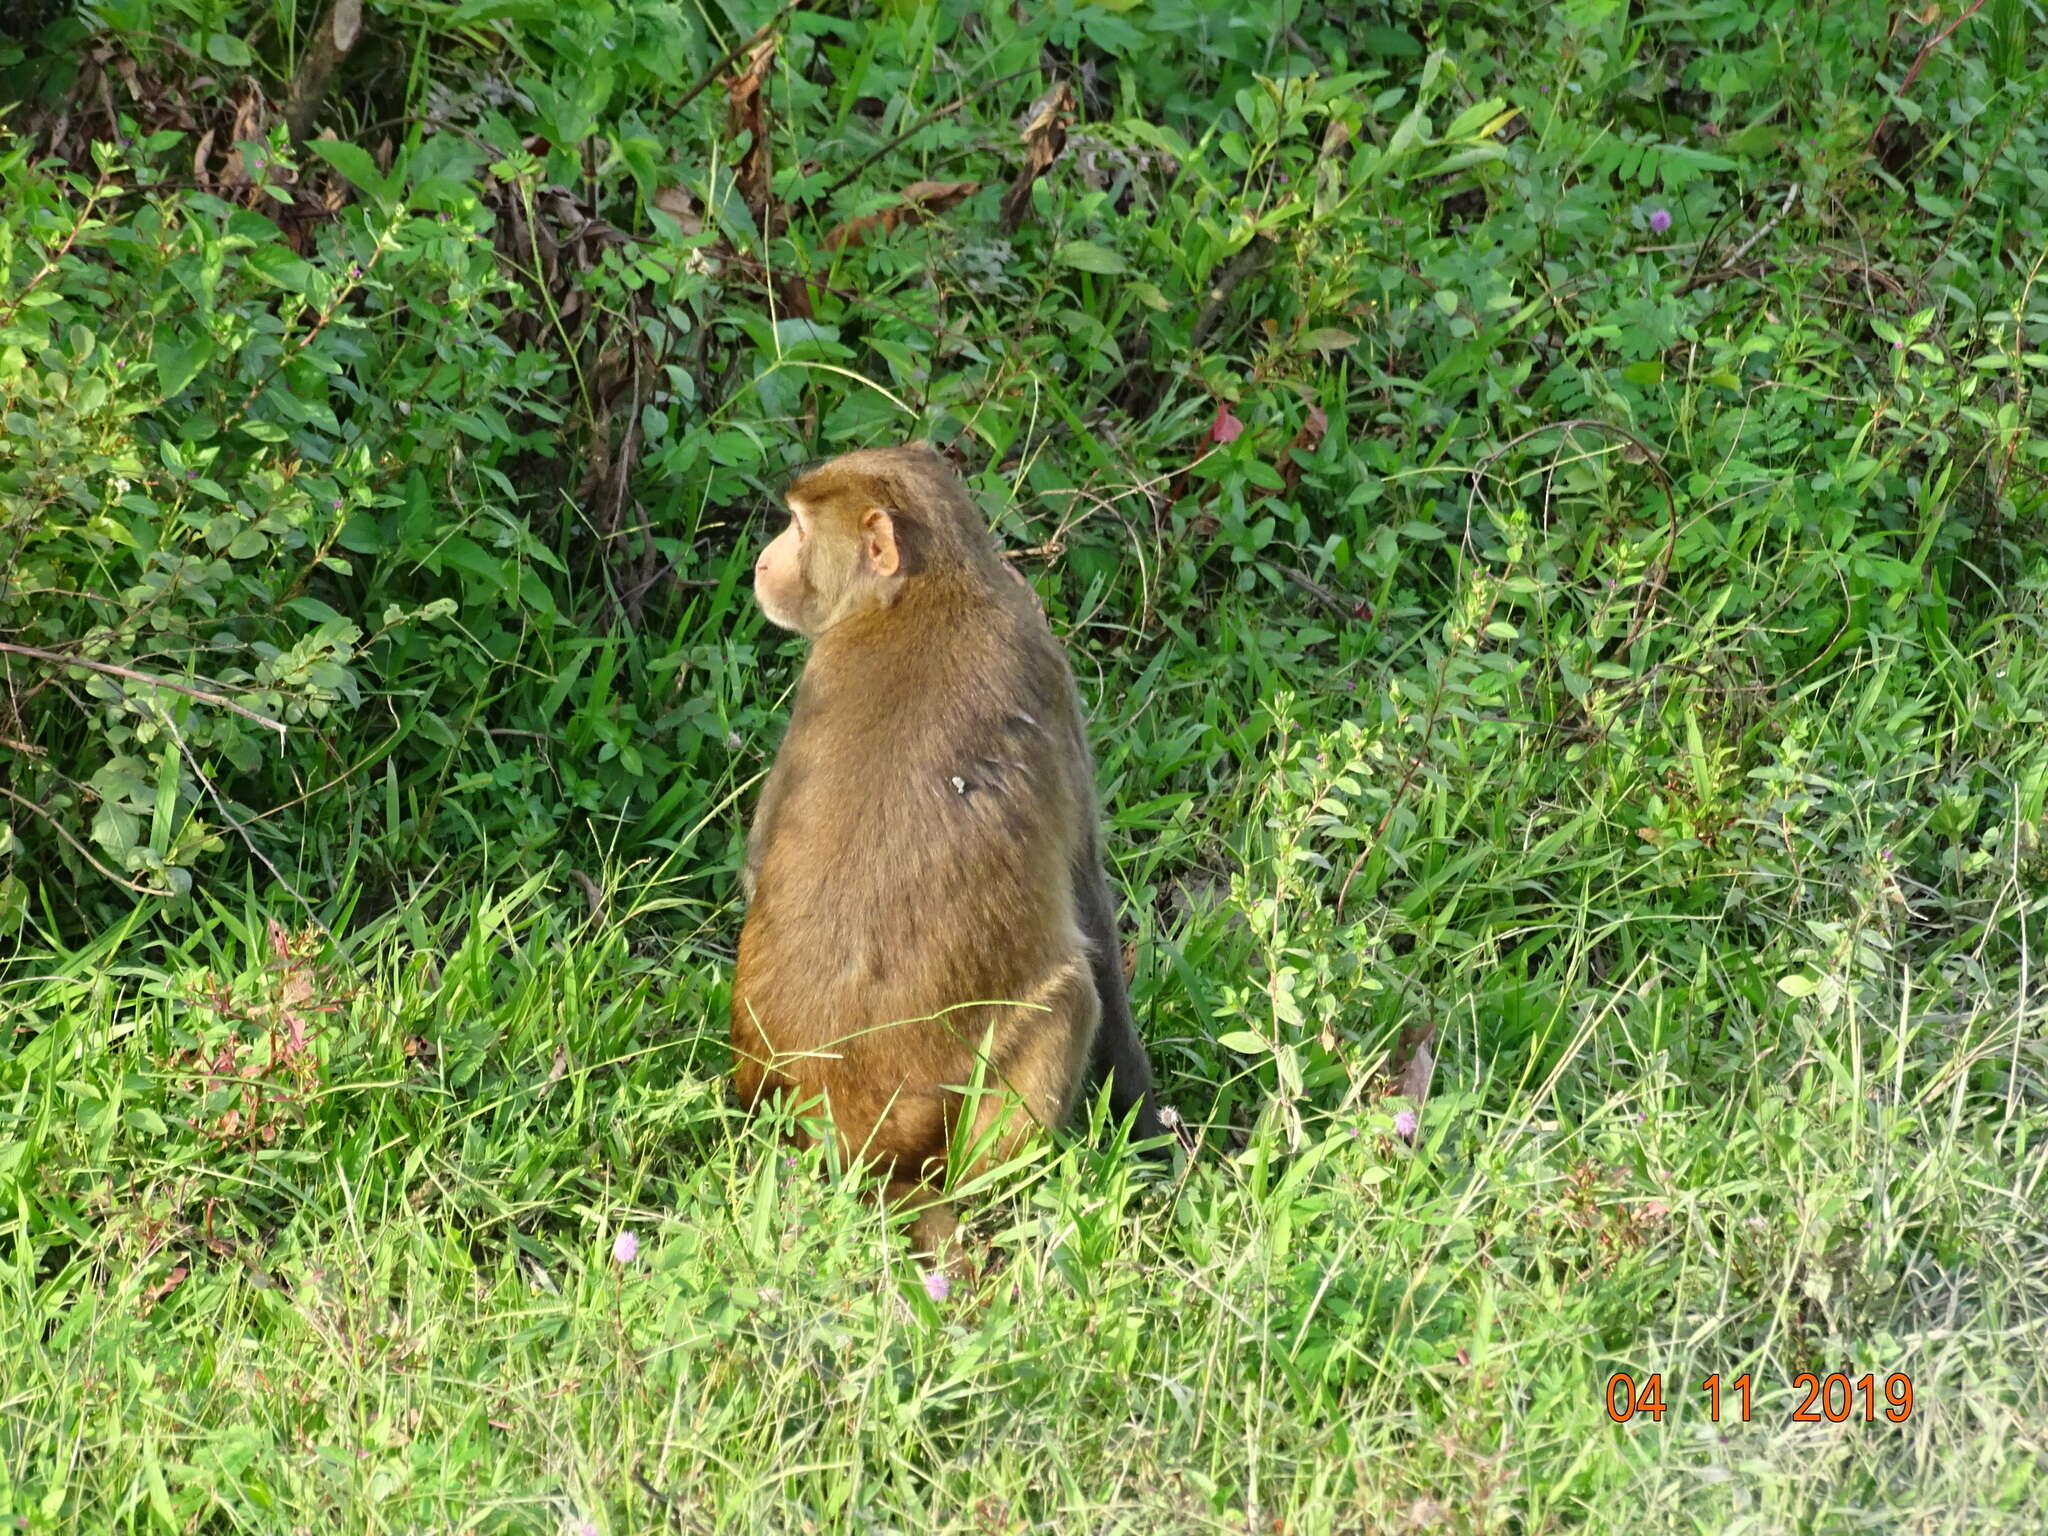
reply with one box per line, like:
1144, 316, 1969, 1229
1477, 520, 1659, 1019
1055, 240, 1128, 275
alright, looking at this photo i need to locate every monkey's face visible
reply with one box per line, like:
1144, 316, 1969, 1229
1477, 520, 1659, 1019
753, 504, 813, 632
754, 492, 904, 636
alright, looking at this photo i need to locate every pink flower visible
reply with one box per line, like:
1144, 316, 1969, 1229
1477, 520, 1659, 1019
1393, 1109, 1418, 1141
1648, 208, 1672, 234
922, 1270, 952, 1302
612, 1229, 638, 1265
1208, 402, 1246, 444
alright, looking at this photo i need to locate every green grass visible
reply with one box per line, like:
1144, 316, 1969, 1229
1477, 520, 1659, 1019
4, 0, 2048, 1530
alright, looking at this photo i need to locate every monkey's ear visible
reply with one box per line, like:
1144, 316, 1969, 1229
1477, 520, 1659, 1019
860, 508, 901, 577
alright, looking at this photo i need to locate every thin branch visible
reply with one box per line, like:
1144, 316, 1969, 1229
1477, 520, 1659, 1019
1868, 0, 1988, 154
668, 0, 807, 118
821, 66, 1040, 201
1676, 182, 1799, 295
0, 642, 286, 737
0, 785, 170, 896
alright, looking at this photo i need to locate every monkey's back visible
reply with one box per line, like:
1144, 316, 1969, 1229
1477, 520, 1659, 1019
731, 575, 1099, 1164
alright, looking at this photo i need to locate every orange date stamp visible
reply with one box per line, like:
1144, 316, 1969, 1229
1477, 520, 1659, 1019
1605, 1371, 1915, 1424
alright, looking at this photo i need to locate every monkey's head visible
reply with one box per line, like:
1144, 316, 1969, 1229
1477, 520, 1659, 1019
754, 445, 997, 636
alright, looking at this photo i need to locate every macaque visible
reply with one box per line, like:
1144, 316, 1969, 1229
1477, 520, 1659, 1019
732, 444, 1162, 1264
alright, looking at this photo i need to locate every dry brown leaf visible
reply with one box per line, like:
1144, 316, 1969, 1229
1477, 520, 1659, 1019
142, 1263, 189, 1314
1393, 1019, 1437, 1106
1276, 403, 1329, 494
223, 83, 268, 188
824, 179, 979, 251
1000, 82, 1073, 233
725, 36, 777, 225
650, 183, 703, 236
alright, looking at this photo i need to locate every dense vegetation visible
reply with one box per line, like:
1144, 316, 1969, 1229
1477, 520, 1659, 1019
2, 0, 2045, 1529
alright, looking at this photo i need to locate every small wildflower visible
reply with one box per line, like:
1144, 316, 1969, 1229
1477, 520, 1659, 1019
1648, 208, 1672, 234
612, 1229, 638, 1265
922, 1270, 952, 1303
1393, 1109, 1418, 1140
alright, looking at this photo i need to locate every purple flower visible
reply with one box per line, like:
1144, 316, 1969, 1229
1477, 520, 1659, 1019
612, 1229, 638, 1265
922, 1270, 952, 1303
1648, 208, 1672, 234
1393, 1109, 1418, 1140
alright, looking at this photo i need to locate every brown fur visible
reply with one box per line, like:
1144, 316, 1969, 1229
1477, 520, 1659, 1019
732, 445, 1160, 1264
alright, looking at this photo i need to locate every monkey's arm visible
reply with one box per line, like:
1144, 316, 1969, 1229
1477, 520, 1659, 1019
1073, 834, 1164, 1144
742, 756, 793, 905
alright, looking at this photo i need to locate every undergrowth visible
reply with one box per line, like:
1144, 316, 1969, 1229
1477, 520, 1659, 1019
2, 0, 2045, 1531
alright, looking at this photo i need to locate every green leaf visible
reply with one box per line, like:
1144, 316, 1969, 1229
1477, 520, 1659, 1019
128, 1106, 169, 1137
1216, 1031, 1270, 1055
1442, 95, 1508, 141
246, 246, 316, 293
1055, 240, 1128, 275
204, 32, 252, 66
1623, 359, 1665, 386
1299, 326, 1359, 352
307, 139, 396, 201
1431, 143, 1509, 176
152, 333, 216, 398
286, 596, 350, 626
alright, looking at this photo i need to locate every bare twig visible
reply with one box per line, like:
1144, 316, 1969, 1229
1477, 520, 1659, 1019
150, 701, 323, 925
1676, 181, 1798, 295
1868, 0, 1988, 154
569, 869, 606, 924
0, 641, 286, 737
0, 785, 170, 896
821, 66, 1039, 202
668, 0, 806, 119
1272, 563, 1361, 621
